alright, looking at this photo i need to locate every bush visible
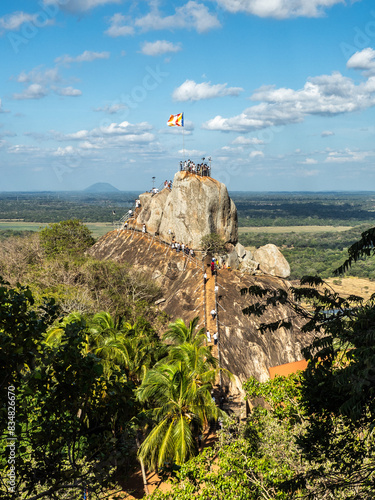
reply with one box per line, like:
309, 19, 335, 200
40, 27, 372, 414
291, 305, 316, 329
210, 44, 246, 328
39, 219, 95, 257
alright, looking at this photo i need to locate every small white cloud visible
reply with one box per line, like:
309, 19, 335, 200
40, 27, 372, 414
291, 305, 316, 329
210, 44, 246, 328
178, 149, 204, 156
249, 150, 264, 158
0, 11, 40, 32
16, 67, 60, 85
13, 84, 48, 100
55, 50, 110, 65
105, 13, 134, 37
232, 136, 264, 145
214, 0, 348, 19
325, 149, 371, 163
53, 146, 76, 156
347, 47, 375, 74
141, 40, 182, 56
300, 158, 318, 164
55, 86, 82, 97
94, 103, 127, 114
135, 1, 221, 33
321, 130, 334, 137
173, 80, 243, 101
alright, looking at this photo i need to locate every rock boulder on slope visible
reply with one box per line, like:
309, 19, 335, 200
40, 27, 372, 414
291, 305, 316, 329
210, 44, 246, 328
253, 244, 290, 278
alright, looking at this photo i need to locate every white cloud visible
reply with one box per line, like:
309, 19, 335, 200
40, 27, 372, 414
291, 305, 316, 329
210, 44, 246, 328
53, 120, 155, 148
178, 149, 205, 156
203, 72, 375, 132
300, 158, 318, 164
16, 67, 60, 85
94, 103, 127, 114
55, 86, 82, 97
105, 13, 134, 37
173, 80, 243, 101
249, 150, 264, 158
214, 0, 347, 19
13, 66, 83, 100
55, 50, 110, 65
232, 136, 264, 145
0, 11, 40, 32
141, 40, 182, 56
43, 0, 122, 14
53, 146, 76, 156
321, 130, 335, 137
13, 84, 49, 100
347, 47, 375, 75
135, 1, 221, 33
325, 149, 372, 163
8, 144, 41, 154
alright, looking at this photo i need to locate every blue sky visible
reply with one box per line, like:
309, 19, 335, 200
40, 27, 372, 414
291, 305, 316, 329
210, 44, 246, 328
1, 0, 375, 191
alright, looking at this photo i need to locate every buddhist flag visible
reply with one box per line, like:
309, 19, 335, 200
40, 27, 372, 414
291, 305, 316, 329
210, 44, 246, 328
167, 113, 184, 127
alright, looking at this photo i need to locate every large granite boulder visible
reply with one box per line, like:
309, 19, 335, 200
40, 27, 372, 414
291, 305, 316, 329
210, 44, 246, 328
135, 171, 238, 249
253, 244, 290, 278
137, 189, 170, 234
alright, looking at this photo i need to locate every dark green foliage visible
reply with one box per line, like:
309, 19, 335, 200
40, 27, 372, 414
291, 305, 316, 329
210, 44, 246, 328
335, 226, 375, 275
0, 282, 136, 499
39, 219, 95, 257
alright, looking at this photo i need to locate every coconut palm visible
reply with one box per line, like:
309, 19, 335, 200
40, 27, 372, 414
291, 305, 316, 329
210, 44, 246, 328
136, 361, 219, 470
162, 316, 204, 345
45, 311, 164, 382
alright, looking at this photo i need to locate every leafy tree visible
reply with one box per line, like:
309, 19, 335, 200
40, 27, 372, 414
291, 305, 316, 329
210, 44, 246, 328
0, 281, 135, 499
241, 227, 375, 497
136, 362, 219, 470
163, 317, 220, 385
201, 233, 227, 255
135, 317, 223, 471
39, 219, 95, 257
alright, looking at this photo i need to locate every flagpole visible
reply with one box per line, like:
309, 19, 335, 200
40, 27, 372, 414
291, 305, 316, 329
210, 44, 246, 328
182, 118, 185, 161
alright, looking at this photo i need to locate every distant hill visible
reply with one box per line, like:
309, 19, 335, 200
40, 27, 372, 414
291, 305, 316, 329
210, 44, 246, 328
84, 183, 120, 193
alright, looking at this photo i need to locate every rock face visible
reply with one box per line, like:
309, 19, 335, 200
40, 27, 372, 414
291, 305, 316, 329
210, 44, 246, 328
89, 230, 308, 392
134, 171, 238, 249
253, 244, 290, 278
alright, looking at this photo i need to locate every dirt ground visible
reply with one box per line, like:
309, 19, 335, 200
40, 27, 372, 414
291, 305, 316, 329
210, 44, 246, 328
324, 276, 375, 300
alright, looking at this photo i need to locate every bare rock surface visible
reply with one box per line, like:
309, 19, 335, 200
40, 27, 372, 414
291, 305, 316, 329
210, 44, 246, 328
253, 244, 290, 278
89, 230, 308, 391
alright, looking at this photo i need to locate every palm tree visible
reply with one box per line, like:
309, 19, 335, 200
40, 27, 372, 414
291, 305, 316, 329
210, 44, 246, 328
136, 362, 219, 470
162, 316, 203, 345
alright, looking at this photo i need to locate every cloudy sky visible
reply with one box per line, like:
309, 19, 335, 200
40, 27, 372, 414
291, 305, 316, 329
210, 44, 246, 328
1, 0, 375, 191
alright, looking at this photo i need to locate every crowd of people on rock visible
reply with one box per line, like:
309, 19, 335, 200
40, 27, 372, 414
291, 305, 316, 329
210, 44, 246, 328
180, 159, 211, 177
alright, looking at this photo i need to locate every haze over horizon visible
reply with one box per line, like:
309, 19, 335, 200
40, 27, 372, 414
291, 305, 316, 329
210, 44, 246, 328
1, 1, 375, 192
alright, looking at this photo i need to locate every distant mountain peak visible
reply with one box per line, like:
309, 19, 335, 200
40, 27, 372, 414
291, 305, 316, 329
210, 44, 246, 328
84, 183, 120, 193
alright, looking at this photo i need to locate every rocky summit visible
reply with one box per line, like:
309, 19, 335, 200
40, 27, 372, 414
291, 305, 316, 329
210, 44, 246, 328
135, 170, 238, 249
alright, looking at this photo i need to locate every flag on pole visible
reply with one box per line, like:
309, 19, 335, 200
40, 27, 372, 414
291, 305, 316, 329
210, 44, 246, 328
167, 113, 184, 127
